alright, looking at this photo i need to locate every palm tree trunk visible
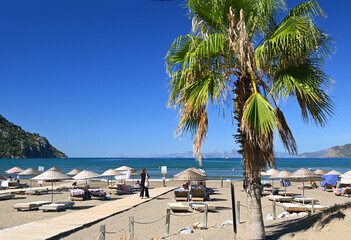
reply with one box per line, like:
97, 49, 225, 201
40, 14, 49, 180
233, 76, 266, 239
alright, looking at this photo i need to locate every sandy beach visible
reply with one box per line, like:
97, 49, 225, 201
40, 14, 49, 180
1, 179, 351, 239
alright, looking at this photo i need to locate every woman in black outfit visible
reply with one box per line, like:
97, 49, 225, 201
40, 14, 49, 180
140, 168, 149, 198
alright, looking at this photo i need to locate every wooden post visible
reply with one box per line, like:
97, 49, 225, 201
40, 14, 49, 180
99, 225, 105, 240
204, 204, 208, 228
220, 177, 223, 187
272, 200, 276, 220
163, 173, 166, 187
231, 182, 237, 240
129, 216, 134, 239
165, 208, 171, 236
236, 201, 240, 224
311, 199, 314, 214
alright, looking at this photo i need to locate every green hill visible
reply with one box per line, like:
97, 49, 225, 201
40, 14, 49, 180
0, 114, 67, 158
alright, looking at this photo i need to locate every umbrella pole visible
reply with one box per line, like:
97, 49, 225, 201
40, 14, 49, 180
51, 181, 54, 203
303, 182, 305, 205
285, 184, 287, 197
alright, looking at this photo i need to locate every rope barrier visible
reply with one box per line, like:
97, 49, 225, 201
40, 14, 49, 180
104, 222, 129, 234
134, 215, 166, 225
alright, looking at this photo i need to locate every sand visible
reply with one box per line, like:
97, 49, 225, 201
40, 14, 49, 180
1, 180, 351, 239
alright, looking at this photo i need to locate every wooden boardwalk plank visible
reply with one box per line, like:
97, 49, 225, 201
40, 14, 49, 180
0, 187, 175, 240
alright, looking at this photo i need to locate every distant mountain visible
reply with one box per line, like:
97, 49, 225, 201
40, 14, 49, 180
136, 144, 351, 159
0, 114, 67, 159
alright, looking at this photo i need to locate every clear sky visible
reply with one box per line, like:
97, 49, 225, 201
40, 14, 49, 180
0, 0, 350, 157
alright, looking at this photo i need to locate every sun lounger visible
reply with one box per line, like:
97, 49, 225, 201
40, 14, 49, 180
266, 195, 293, 202
25, 189, 49, 195
39, 201, 74, 212
282, 203, 307, 213
0, 194, 15, 200
305, 204, 328, 212
174, 190, 188, 201
89, 189, 107, 200
191, 203, 216, 211
293, 197, 318, 204
191, 189, 206, 201
324, 183, 334, 192
298, 184, 312, 190
168, 203, 189, 212
261, 191, 271, 196
14, 201, 51, 211
278, 192, 295, 196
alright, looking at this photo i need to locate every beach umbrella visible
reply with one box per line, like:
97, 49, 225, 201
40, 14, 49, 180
100, 169, 124, 186
342, 170, 351, 176
269, 170, 292, 196
261, 169, 280, 189
67, 168, 82, 176
115, 166, 137, 172
73, 170, 100, 186
314, 168, 328, 175
18, 168, 40, 188
188, 168, 208, 177
48, 167, 65, 174
5, 166, 24, 174
325, 170, 342, 176
172, 169, 207, 207
286, 168, 325, 205
32, 169, 71, 202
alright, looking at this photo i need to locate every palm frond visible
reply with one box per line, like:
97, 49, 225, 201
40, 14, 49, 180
243, 92, 278, 135
276, 108, 297, 154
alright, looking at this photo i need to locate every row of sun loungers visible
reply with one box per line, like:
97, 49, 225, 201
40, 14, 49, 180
174, 189, 206, 201
167, 202, 216, 212
0, 193, 15, 200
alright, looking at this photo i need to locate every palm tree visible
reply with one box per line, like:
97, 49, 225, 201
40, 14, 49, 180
166, 0, 334, 238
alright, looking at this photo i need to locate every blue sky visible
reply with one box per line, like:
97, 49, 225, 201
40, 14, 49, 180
0, 0, 350, 157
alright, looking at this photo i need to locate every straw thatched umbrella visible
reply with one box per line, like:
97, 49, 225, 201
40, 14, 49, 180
67, 168, 82, 176
188, 168, 208, 177
343, 170, 351, 176
325, 170, 342, 176
172, 169, 208, 207
100, 169, 124, 186
261, 169, 280, 189
5, 166, 24, 174
314, 168, 328, 175
48, 167, 65, 174
270, 170, 292, 196
18, 168, 40, 188
32, 169, 72, 202
286, 168, 325, 204
73, 170, 100, 186
115, 166, 137, 173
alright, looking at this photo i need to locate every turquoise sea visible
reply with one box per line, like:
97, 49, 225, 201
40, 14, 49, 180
1, 158, 351, 180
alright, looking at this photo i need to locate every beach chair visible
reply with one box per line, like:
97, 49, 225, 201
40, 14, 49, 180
7, 181, 22, 189
174, 190, 188, 201
25, 189, 49, 195
14, 201, 51, 211
324, 183, 334, 192
0, 194, 15, 200
267, 195, 293, 202
305, 204, 328, 212
278, 191, 295, 196
191, 203, 216, 211
298, 184, 312, 190
89, 189, 107, 200
191, 189, 206, 201
333, 187, 346, 196
282, 203, 307, 213
39, 201, 74, 212
168, 203, 189, 212
293, 197, 319, 204
343, 188, 351, 197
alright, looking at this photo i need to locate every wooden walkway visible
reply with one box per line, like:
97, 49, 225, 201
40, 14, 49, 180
0, 187, 175, 240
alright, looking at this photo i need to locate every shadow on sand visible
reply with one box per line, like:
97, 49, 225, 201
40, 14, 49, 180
266, 202, 351, 239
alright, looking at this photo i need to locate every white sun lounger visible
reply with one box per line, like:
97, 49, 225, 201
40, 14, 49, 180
266, 195, 293, 202
191, 203, 216, 211
168, 203, 189, 212
282, 203, 307, 213
305, 204, 328, 212
293, 197, 318, 203
39, 201, 74, 212
0, 194, 15, 200
14, 201, 51, 211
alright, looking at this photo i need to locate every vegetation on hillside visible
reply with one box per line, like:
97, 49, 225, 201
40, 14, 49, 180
0, 114, 67, 158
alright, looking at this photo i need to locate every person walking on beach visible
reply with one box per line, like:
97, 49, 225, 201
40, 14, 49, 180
140, 168, 150, 199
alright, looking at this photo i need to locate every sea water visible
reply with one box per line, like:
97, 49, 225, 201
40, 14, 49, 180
1, 158, 351, 180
